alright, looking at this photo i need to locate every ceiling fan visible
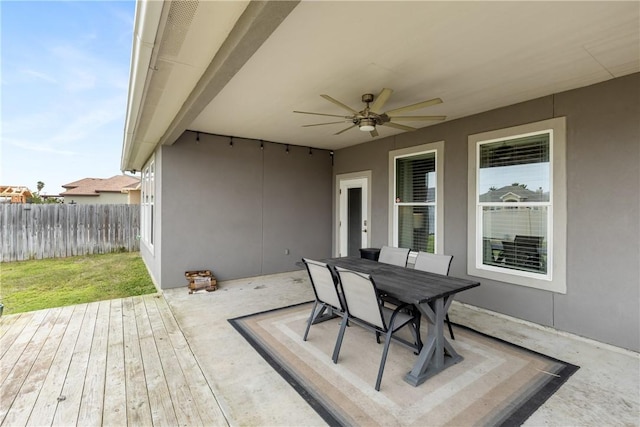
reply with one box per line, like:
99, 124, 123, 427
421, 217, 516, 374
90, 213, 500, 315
293, 88, 446, 137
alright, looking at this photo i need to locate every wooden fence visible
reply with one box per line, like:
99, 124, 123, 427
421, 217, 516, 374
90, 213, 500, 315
0, 204, 140, 262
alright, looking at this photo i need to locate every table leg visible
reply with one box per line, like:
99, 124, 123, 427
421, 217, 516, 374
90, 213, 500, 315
404, 295, 462, 386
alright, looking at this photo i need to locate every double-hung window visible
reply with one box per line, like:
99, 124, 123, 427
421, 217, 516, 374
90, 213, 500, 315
468, 118, 566, 293
389, 141, 444, 253
141, 155, 155, 249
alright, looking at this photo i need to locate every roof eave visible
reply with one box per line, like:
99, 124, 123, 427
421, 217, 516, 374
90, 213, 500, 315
120, 0, 166, 173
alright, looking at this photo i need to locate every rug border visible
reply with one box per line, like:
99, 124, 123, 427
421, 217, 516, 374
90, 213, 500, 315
228, 302, 579, 427
228, 301, 343, 427
450, 322, 580, 426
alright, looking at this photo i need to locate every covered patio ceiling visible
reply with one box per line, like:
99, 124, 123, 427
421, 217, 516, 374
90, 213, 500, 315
121, 1, 640, 172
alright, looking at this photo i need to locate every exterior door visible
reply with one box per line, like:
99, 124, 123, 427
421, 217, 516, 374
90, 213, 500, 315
339, 177, 369, 257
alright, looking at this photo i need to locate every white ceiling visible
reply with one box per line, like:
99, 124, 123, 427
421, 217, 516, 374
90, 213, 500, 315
122, 0, 639, 171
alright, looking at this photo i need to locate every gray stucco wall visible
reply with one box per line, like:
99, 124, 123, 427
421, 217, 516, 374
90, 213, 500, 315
334, 73, 639, 351
157, 134, 332, 288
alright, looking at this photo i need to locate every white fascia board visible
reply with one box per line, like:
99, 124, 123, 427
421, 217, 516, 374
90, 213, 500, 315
121, 0, 165, 172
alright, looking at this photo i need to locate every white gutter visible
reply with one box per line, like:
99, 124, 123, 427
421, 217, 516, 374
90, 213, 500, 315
121, 0, 165, 172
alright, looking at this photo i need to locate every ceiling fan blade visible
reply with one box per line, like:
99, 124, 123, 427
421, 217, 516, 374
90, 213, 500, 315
293, 110, 349, 118
386, 115, 446, 121
382, 122, 417, 132
335, 124, 357, 135
302, 121, 349, 127
385, 98, 443, 116
369, 88, 393, 113
369, 128, 379, 138
321, 94, 359, 114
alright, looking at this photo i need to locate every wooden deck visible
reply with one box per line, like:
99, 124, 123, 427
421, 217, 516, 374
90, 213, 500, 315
0, 294, 228, 426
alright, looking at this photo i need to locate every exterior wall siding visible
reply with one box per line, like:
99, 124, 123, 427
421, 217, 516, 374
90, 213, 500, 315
334, 73, 639, 351
63, 192, 130, 205
155, 134, 332, 288
141, 73, 638, 351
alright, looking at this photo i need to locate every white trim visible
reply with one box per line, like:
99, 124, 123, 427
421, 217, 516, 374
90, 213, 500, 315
467, 117, 567, 293
388, 141, 445, 253
121, 0, 165, 171
141, 154, 156, 255
335, 171, 372, 257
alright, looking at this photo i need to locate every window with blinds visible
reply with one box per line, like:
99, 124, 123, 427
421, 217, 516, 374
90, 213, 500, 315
395, 151, 437, 252
477, 132, 550, 275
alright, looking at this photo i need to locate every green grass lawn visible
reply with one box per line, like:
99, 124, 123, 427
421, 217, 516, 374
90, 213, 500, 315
0, 252, 157, 315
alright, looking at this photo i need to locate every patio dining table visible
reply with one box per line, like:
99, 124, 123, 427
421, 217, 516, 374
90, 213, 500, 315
321, 256, 480, 386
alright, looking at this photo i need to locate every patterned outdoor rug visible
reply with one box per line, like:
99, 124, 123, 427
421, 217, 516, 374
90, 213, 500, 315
229, 302, 578, 427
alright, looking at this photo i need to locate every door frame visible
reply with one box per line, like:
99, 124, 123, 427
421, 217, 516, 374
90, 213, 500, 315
335, 171, 372, 257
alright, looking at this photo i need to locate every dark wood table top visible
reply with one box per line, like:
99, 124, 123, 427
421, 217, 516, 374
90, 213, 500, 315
321, 256, 480, 305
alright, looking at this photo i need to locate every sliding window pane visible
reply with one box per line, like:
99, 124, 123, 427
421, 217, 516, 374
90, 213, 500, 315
396, 153, 436, 203
482, 206, 548, 273
398, 205, 435, 253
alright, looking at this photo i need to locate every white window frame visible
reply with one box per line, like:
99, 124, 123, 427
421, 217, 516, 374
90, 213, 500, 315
389, 141, 444, 253
467, 118, 567, 293
141, 155, 155, 252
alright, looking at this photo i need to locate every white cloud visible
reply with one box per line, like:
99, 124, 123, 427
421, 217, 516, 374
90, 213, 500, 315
49, 96, 126, 144
23, 69, 58, 84
6, 138, 77, 156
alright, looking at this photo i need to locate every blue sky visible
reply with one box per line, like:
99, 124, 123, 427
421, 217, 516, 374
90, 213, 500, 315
1, 1, 136, 195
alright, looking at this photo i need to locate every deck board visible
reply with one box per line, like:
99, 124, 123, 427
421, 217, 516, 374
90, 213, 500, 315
3, 305, 74, 426
0, 295, 228, 427
103, 298, 127, 426
52, 301, 99, 426
77, 299, 110, 426
144, 295, 202, 426
0, 309, 60, 424
27, 304, 87, 426
133, 296, 179, 427
0, 312, 28, 357
152, 294, 228, 426
0, 309, 49, 385
122, 297, 153, 426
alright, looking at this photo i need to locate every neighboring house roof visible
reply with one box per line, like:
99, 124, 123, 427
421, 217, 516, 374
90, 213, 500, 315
60, 175, 140, 197
479, 185, 548, 203
0, 186, 33, 203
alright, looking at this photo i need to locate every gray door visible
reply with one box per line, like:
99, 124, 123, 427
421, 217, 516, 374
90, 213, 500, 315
347, 187, 363, 257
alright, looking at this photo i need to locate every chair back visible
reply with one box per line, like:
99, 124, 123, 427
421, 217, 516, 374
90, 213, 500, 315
302, 258, 342, 310
414, 252, 453, 275
514, 235, 543, 262
501, 241, 517, 266
514, 235, 543, 248
335, 267, 385, 330
378, 246, 410, 267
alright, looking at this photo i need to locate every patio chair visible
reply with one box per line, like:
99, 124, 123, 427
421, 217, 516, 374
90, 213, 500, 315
514, 235, 543, 270
498, 237, 543, 271
333, 267, 422, 391
499, 240, 517, 266
378, 245, 410, 267
413, 251, 456, 340
301, 258, 345, 342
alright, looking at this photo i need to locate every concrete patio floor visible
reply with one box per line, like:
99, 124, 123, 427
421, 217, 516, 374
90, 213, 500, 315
1, 270, 638, 426
163, 270, 640, 426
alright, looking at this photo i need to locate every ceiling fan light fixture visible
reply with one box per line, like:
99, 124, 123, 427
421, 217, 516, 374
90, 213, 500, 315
359, 118, 376, 132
